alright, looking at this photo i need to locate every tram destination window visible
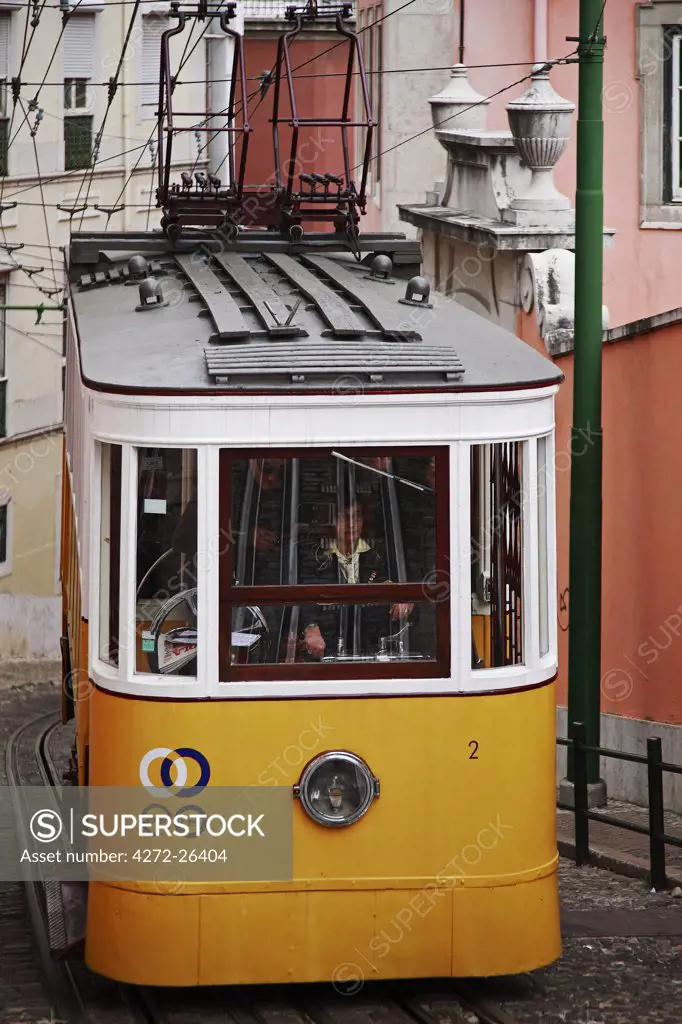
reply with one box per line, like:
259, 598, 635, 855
219, 449, 449, 680
135, 448, 198, 677
471, 442, 524, 669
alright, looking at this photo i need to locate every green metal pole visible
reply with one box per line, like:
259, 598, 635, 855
567, 0, 605, 785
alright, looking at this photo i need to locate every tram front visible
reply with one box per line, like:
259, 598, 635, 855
62, 231, 563, 986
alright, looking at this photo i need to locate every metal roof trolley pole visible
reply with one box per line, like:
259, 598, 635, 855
271, 1, 374, 253
156, 1, 253, 243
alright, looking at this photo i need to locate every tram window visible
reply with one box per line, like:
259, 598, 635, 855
135, 448, 198, 676
229, 601, 437, 665
537, 436, 550, 657
471, 442, 524, 669
219, 448, 448, 679
99, 443, 121, 666
229, 453, 436, 587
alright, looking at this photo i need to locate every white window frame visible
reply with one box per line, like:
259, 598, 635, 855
64, 77, 91, 114
637, 3, 682, 225
671, 32, 682, 201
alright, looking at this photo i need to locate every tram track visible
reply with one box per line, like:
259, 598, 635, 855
5, 712, 526, 1024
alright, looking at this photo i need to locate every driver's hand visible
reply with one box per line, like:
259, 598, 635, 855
304, 625, 326, 658
253, 526, 279, 551
390, 602, 413, 619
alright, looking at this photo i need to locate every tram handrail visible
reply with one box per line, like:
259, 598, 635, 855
559, 720, 682, 892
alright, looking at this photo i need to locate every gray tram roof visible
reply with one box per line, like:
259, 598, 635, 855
67, 231, 563, 395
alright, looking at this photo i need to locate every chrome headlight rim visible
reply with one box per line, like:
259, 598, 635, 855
295, 750, 379, 828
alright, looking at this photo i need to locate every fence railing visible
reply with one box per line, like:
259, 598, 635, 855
558, 722, 682, 889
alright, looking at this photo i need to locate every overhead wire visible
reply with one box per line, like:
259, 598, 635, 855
14, 60, 558, 88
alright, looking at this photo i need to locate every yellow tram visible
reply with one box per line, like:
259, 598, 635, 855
58, 0, 563, 989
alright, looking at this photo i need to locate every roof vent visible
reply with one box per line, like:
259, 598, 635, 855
399, 276, 433, 309
127, 254, 148, 280
136, 277, 168, 311
367, 254, 393, 282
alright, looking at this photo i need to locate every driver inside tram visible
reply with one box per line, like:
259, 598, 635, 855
300, 488, 413, 660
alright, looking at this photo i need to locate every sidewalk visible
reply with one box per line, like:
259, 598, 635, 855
557, 796, 682, 889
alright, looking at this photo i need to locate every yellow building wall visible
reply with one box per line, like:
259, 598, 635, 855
0, 428, 62, 658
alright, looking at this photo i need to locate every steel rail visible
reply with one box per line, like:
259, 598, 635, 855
5, 712, 90, 1024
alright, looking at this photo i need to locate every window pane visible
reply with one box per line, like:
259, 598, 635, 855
64, 115, 92, 171
229, 453, 436, 587
99, 444, 122, 666
0, 504, 6, 564
471, 442, 524, 669
537, 436, 549, 657
136, 448, 197, 676
229, 600, 436, 665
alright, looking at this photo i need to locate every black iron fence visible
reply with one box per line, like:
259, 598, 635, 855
558, 722, 682, 890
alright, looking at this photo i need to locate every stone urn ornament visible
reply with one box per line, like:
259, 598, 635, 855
428, 64, 490, 133
505, 64, 575, 221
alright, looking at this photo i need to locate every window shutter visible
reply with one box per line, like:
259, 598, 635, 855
63, 14, 95, 78
0, 15, 9, 81
142, 15, 169, 108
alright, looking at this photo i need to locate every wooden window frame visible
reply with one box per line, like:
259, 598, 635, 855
219, 445, 451, 682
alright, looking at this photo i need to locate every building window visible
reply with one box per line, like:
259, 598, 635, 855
0, 14, 10, 177
0, 497, 11, 576
63, 14, 95, 171
141, 13, 169, 118
637, 5, 682, 225
0, 501, 6, 564
665, 29, 682, 201
218, 447, 449, 682
357, 4, 383, 191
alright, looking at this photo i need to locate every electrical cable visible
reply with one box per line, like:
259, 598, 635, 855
15, 60, 558, 88
0, 0, 77, 298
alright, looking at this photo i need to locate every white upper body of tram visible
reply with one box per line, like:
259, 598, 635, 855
64, 231, 562, 703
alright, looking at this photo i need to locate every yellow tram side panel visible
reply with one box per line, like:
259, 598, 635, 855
85, 682, 561, 985
60, 453, 90, 779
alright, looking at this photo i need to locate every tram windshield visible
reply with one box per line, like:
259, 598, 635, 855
128, 447, 449, 680
220, 449, 449, 678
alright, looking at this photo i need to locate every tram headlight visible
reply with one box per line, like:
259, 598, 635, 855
294, 752, 379, 827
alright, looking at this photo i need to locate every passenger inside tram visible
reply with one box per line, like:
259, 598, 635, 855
299, 484, 414, 660
135, 450, 440, 673
229, 453, 438, 665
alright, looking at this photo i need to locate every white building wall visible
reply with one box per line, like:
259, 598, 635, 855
368, 0, 454, 233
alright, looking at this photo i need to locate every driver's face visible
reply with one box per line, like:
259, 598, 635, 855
336, 502, 363, 550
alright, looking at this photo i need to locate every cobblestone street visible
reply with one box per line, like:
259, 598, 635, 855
1, 679, 681, 1023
